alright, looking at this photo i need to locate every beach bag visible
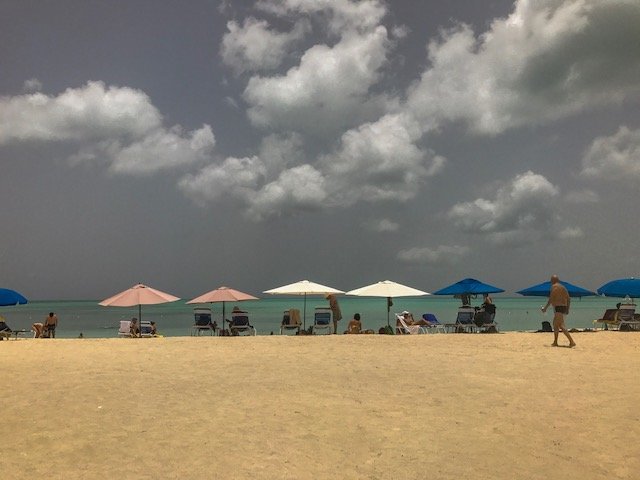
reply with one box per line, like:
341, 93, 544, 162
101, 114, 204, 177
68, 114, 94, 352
541, 321, 552, 332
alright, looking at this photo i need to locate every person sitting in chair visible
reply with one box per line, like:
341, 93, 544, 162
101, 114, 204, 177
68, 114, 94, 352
397, 311, 430, 327
129, 318, 140, 337
0, 317, 12, 340
346, 313, 363, 334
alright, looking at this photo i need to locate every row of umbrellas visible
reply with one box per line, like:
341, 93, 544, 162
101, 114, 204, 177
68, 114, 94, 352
93, 277, 640, 329
3, 277, 640, 328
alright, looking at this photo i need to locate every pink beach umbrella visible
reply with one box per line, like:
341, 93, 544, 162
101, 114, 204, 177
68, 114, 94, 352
99, 283, 180, 328
186, 286, 258, 329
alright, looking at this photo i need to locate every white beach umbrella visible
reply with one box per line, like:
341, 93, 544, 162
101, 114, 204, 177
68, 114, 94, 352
346, 280, 430, 326
264, 280, 344, 329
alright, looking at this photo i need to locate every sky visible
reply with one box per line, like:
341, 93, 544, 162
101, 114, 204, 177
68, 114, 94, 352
1, 0, 639, 300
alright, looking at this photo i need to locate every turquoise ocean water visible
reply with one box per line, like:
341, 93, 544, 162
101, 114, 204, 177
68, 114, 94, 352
0, 295, 619, 338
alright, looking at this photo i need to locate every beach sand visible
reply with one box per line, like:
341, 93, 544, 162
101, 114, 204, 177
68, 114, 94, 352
2, 332, 639, 479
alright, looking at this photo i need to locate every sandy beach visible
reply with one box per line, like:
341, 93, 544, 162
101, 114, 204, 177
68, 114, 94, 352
2, 332, 639, 479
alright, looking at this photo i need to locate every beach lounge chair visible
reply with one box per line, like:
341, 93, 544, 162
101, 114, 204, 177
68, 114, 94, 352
474, 306, 498, 333
228, 311, 256, 336
592, 309, 619, 330
118, 320, 132, 337
280, 308, 301, 335
191, 307, 216, 336
312, 307, 333, 335
421, 313, 446, 333
616, 306, 640, 331
446, 308, 477, 333
396, 314, 427, 334
140, 320, 154, 337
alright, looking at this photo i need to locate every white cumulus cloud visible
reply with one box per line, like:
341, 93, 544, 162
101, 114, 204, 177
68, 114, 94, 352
365, 218, 399, 233
221, 17, 310, 75
448, 171, 561, 245
178, 155, 267, 206
22, 78, 43, 93
243, 26, 392, 135
321, 113, 445, 205
256, 0, 387, 35
0, 81, 161, 144
581, 126, 640, 181
0, 81, 217, 175
558, 226, 584, 239
407, 0, 640, 134
397, 245, 470, 264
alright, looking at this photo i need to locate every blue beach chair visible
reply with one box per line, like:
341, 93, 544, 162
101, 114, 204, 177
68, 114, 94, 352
312, 307, 333, 335
446, 308, 476, 333
422, 313, 446, 333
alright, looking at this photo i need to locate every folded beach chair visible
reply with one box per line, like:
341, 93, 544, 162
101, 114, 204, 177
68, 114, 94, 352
280, 308, 301, 335
191, 307, 216, 336
229, 311, 256, 336
396, 314, 427, 334
312, 307, 333, 335
446, 308, 477, 333
421, 313, 446, 333
118, 320, 132, 337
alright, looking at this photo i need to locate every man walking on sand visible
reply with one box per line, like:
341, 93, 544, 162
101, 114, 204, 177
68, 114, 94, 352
541, 275, 576, 348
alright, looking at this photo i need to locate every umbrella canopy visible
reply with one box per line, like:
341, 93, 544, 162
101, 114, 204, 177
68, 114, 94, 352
264, 280, 344, 329
186, 286, 258, 330
516, 280, 595, 298
187, 286, 258, 304
99, 283, 180, 330
596, 278, 640, 298
0, 288, 28, 307
433, 278, 504, 296
346, 280, 430, 326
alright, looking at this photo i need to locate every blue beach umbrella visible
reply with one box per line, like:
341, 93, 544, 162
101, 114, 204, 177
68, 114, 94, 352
596, 278, 640, 298
0, 288, 28, 306
433, 278, 505, 296
516, 280, 595, 298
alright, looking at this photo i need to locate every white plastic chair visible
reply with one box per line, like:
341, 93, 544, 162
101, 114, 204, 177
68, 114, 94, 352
396, 314, 427, 334
118, 320, 132, 337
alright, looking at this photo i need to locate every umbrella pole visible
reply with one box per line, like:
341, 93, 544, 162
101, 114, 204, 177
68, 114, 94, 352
222, 302, 226, 336
303, 293, 307, 330
138, 304, 142, 338
387, 298, 390, 327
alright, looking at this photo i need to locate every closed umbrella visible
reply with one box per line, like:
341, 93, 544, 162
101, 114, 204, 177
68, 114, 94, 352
264, 280, 344, 329
99, 283, 180, 334
0, 288, 28, 306
346, 280, 430, 326
186, 286, 258, 333
596, 278, 640, 298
